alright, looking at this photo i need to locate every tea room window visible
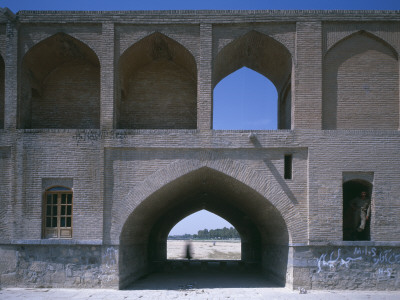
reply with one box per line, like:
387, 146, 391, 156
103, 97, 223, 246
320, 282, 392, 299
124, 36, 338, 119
43, 186, 73, 238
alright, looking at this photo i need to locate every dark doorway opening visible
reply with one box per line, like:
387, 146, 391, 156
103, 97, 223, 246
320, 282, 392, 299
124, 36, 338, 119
343, 180, 372, 241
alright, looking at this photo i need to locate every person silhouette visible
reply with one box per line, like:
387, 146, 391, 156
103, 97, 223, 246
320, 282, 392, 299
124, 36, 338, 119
185, 241, 192, 260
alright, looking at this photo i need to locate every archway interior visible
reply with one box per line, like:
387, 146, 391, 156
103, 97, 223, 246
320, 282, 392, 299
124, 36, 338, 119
119, 167, 289, 288
213, 67, 278, 130
343, 180, 372, 241
19, 33, 100, 129
212, 31, 292, 130
117, 32, 197, 129
167, 209, 241, 260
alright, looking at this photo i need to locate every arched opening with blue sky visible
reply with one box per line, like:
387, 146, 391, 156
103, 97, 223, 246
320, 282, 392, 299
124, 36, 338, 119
213, 67, 278, 130
3, 0, 399, 245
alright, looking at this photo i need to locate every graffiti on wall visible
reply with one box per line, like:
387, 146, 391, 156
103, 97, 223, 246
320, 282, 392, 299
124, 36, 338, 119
316, 247, 399, 278
73, 130, 127, 144
103, 247, 117, 269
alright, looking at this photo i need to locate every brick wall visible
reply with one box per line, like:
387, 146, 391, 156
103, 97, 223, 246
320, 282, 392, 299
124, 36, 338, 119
0, 10, 399, 290
0, 54, 4, 129
323, 31, 399, 130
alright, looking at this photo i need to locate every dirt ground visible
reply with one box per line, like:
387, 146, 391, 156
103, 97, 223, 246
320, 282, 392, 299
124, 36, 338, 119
167, 239, 241, 260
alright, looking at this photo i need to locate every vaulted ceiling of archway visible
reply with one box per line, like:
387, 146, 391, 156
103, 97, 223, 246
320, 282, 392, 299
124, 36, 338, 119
119, 32, 197, 93
121, 167, 288, 246
213, 30, 292, 92
22, 33, 100, 88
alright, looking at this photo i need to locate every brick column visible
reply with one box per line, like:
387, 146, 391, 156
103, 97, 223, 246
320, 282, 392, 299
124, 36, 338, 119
4, 20, 17, 130
197, 23, 212, 130
293, 22, 323, 130
100, 22, 115, 130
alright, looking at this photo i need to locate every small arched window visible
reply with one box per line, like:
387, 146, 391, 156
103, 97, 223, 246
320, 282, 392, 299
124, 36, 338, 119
43, 186, 73, 238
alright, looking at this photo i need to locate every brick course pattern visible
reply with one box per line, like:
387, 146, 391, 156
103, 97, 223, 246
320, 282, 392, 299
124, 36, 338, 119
0, 8, 399, 290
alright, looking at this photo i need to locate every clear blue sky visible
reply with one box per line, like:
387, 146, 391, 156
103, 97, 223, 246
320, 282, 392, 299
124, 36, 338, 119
3, 0, 398, 235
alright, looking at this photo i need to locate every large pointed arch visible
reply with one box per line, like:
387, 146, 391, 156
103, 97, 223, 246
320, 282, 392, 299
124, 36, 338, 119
117, 32, 197, 129
18, 32, 100, 129
114, 158, 305, 288
213, 30, 292, 129
323, 30, 399, 130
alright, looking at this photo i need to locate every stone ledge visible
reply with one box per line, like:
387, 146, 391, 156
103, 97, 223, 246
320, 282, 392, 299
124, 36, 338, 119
8, 239, 103, 245
302, 241, 400, 247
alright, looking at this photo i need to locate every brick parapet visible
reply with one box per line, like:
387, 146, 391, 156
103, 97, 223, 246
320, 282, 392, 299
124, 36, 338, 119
13, 10, 400, 24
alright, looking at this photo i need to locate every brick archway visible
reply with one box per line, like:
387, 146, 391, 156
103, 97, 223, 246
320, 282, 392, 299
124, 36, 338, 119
116, 158, 305, 288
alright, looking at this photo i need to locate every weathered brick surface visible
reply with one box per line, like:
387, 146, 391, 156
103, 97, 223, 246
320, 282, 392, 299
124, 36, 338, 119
323, 31, 399, 130
0, 9, 399, 290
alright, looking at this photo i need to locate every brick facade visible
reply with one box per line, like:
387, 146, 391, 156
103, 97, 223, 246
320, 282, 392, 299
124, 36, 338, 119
0, 8, 399, 290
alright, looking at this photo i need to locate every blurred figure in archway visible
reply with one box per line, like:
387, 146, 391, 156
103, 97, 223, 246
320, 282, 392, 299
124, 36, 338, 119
185, 241, 193, 260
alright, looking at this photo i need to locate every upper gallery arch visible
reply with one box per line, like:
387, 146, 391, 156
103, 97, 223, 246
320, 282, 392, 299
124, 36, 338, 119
19, 32, 100, 129
322, 30, 399, 130
213, 30, 293, 91
212, 30, 293, 129
117, 32, 197, 129
325, 30, 398, 59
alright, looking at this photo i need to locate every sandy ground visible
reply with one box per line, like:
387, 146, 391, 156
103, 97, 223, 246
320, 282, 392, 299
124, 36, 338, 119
2, 286, 400, 299
167, 240, 241, 260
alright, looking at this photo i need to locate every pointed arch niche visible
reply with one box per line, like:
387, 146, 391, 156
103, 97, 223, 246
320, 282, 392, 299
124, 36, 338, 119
213, 31, 292, 130
19, 33, 100, 129
117, 32, 197, 129
323, 31, 399, 130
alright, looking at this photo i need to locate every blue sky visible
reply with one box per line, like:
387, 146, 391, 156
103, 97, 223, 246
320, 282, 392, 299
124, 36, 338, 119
3, 0, 399, 235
